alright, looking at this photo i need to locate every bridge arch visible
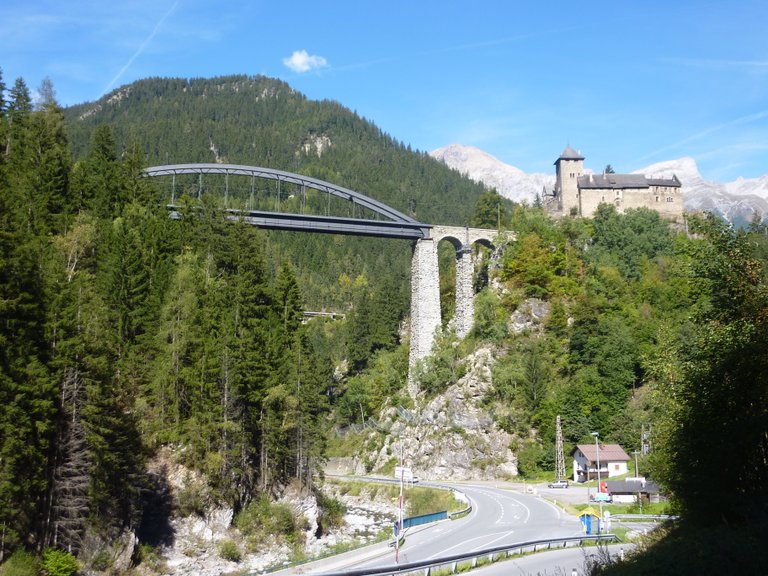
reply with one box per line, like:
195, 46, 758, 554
143, 164, 507, 398
144, 163, 431, 239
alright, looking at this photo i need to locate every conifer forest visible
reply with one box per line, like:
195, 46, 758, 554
0, 72, 766, 574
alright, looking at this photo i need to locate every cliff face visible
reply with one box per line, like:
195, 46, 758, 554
408, 346, 518, 480
349, 346, 518, 481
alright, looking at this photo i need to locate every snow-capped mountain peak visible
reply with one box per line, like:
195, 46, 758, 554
430, 144, 553, 203
632, 157, 703, 185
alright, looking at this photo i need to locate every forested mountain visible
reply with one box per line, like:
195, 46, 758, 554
63, 75, 487, 310
0, 71, 491, 569
1, 70, 766, 575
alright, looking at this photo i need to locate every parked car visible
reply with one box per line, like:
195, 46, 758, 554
548, 479, 569, 488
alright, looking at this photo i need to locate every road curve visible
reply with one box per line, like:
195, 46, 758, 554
363, 483, 583, 569
270, 482, 584, 575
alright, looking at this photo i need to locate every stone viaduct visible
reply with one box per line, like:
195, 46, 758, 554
408, 226, 511, 398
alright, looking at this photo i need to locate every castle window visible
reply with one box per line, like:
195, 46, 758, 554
666, 197, 673, 202
655, 196, 659, 202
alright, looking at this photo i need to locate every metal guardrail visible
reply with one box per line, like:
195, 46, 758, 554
315, 534, 620, 576
394, 511, 449, 536
610, 513, 677, 522
333, 475, 473, 536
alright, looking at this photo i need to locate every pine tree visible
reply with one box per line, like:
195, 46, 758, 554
71, 125, 122, 218
147, 249, 202, 440
47, 369, 90, 553
0, 76, 58, 559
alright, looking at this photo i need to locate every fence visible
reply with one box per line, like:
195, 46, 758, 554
610, 514, 677, 522
393, 510, 449, 536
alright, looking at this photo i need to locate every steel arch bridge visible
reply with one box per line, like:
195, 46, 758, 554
143, 163, 432, 240
143, 162, 506, 398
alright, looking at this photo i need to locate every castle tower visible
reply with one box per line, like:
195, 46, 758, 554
554, 146, 584, 216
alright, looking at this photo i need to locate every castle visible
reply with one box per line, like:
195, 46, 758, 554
545, 146, 683, 221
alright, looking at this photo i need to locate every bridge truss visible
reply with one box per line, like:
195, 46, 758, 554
143, 163, 432, 240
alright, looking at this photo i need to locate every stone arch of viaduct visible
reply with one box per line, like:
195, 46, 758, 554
408, 225, 512, 397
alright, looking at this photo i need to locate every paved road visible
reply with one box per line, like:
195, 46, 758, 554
271, 482, 585, 575
465, 543, 632, 576
384, 484, 582, 567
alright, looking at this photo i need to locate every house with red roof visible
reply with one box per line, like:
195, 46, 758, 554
571, 443, 630, 483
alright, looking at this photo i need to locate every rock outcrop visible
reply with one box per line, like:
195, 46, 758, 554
363, 346, 518, 480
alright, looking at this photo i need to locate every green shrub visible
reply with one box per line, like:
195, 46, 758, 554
516, 440, 546, 478
89, 550, 112, 572
217, 540, 241, 562
316, 491, 347, 532
0, 549, 40, 576
235, 494, 301, 547
176, 480, 207, 517
41, 549, 79, 576
133, 543, 163, 570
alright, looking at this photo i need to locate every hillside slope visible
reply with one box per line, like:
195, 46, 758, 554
65, 75, 486, 227
63, 76, 491, 314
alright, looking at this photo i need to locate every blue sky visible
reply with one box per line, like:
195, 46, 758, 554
2, 0, 767, 182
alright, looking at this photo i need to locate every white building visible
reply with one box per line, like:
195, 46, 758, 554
605, 480, 661, 504
571, 443, 630, 483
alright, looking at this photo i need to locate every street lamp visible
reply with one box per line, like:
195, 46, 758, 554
591, 432, 602, 533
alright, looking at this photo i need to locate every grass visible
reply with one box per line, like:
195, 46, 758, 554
326, 478, 465, 517
570, 501, 673, 516
407, 485, 465, 516
325, 429, 368, 458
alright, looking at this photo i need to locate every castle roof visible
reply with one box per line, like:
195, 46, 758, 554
578, 173, 681, 190
555, 145, 585, 163
647, 175, 681, 187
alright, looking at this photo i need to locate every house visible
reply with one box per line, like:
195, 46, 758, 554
545, 146, 683, 222
605, 479, 661, 504
571, 443, 630, 483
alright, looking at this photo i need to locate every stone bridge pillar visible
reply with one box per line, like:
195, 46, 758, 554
408, 226, 511, 399
407, 238, 441, 398
454, 246, 474, 339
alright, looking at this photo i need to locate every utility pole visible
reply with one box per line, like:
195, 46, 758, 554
396, 441, 404, 563
633, 450, 643, 513
555, 415, 566, 481
591, 432, 603, 533
641, 423, 652, 454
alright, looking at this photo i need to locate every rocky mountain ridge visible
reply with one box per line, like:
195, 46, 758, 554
431, 144, 768, 226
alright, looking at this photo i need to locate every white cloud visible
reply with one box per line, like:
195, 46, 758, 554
283, 50, 328, 73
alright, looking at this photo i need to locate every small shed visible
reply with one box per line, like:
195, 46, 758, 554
578, 507, 602, 535
605, 479, 661, 504
571, 443, 630, 482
